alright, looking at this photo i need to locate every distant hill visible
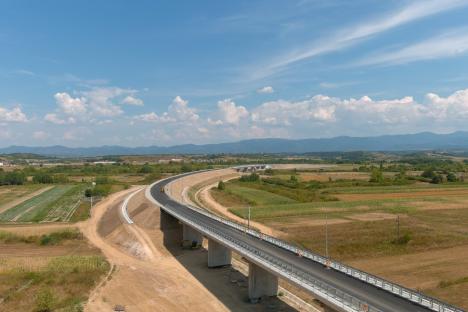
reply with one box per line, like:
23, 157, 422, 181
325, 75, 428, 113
2, 131, 468, 156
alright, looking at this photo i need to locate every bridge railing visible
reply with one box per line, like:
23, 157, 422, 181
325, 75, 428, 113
155, 171, 464, 312
161, 201, 383, 312
184, 200, 463, 312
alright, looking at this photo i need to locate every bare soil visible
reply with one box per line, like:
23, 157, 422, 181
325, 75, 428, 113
81, 184, 306, 312
335, 188, 468, 201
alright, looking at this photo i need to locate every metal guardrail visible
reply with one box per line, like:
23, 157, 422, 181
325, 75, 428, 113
159, 201, 381, 312
148, 171, 465, 312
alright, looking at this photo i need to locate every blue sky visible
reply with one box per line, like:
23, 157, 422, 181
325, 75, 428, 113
2, 0, 468, 147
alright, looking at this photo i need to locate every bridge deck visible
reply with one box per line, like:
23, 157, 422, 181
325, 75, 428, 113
150, 174, 434, 312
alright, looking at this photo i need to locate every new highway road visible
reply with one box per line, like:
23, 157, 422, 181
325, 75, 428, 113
150, 173, 439, 312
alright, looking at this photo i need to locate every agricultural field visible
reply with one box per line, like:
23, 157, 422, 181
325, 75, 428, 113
210, 169, 468, 308
0, 185, 86, 223
0, 226, 109, 311
0, 185, 46, 213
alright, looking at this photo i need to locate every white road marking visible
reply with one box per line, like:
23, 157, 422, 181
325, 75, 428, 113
121, 187, 144, 224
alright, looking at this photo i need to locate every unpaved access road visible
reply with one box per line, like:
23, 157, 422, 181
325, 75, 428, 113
80, 185, 304, 312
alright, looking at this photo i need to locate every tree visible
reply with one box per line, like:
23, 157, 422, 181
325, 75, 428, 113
446, 172, 457, 182
217, 180, 225, 190
85, 188, 93, 197
421, 169, 436, 179
431, 174, 443, 184
369, 168, 384, 183
239, 172, 260, 182
139, 164, 153, 173
32, 173, 53, 184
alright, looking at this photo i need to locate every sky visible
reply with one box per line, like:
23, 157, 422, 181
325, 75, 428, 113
2, 0, 468, 147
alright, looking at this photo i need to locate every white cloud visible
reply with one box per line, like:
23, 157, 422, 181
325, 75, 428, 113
355, 27, 468, 66
168, 96, 199, 122
122, 95, 144, 106
33, 131, 49, 140
253, 0, 468, 79
216, 99, 249, 125
257, 86, 275, 94
44, 113, 76, 125
54, 93, 87, 115
132, 96, 198, 125
0, 106, 28, 122
82, 87, 129, 117
133, 112, 164, 123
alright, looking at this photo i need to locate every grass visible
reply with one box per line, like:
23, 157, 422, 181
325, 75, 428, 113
225, 184, 297, 206
0, 184, 86, 222
0, 255, 109, 312
228, 196, 424, 220
284, 212, 468, 261
0, 184, 44, 208
0, 228, 82, 245
70, 201, 92, 222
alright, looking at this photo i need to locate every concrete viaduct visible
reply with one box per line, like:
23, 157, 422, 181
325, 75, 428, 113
146, 170, 464, 312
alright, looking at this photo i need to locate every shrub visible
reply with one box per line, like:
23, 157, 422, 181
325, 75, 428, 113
217, 180, 225, 190
239, 173, 260, 182
35, 288, 56, 312
369, 168, 384, 183
139, 164, 153, 173
421, 169, 436, 179
392, 233, 411, 245
431, 174, 443, 184
33, 173, 54, 184
447, 172, 457, 182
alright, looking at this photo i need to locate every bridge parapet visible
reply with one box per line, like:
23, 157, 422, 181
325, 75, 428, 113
148, 172, 464, 312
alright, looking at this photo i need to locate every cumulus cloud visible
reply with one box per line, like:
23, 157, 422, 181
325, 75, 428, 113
44, 113, 76, 125
0, 106, 28, 123
168, 96, 199, 122
132, 96, 198, 125
257, 86, 275, 94
216, 99, 249, 125
122, 95, 144, 106
54, 93, 87, 115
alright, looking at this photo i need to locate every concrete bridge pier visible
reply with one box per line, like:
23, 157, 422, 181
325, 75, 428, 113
160, 208, 180, 230
207, 239, 231, 267
248, 262, 278, 301
160, 208, 182, 246
183, 224, 203, 245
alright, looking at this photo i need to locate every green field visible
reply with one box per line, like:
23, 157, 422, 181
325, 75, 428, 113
0, 185, 44, 208
225, 185, 297, 206
0, 185, 86, 222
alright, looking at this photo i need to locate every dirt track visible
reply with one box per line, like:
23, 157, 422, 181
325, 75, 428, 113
80, 183, 305, 312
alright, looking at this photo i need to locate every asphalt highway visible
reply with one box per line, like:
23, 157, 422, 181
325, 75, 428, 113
150, 173, 435, 312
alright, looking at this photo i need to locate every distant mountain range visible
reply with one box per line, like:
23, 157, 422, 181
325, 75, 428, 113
2, 131, 468, 157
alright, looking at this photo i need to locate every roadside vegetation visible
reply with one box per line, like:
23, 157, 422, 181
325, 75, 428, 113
0, 159, 217, 224
0, 228, 109, 311
209, 157, 468, 308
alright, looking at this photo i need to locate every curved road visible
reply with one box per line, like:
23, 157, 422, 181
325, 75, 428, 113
149, 173, 446, 312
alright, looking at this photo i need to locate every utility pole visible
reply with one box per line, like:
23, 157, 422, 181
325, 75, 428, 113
325, 211, 329, 259
247, 206, 251, 229
396, 214, 400, 241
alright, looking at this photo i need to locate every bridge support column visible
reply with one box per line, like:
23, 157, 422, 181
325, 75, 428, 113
160, 208, 182, 246
208, 239, 231, 267
248, 262, 278, 301
183, 224, 203, 245
160, 208, 180, 230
